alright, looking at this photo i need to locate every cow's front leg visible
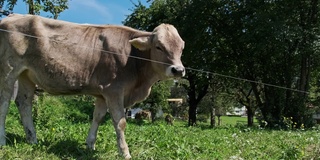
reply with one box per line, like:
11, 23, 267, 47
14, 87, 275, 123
109, 100, 131, 159
0, 79, 15, 145
86, 97, 107, 150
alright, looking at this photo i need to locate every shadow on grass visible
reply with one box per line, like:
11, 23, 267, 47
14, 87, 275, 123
5, 133, 25, 146
46, 139, 98, 160
5, 133, 98, 159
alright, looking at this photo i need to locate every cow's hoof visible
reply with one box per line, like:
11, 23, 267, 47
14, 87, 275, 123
27, 137, 38, 144
0, 136, 6, 146
86, 142, 96, 150
124, 154, 132, 160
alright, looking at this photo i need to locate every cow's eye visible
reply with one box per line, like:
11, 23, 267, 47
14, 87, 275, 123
156, 46, 163, 51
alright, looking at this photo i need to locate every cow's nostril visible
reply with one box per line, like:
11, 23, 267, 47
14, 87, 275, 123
171, 66, 185, 75
171, 67, 178, 74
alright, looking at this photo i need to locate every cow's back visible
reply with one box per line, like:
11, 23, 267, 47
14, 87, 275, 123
0, 14, 141, 95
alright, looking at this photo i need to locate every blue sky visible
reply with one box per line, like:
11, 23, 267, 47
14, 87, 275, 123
5, 0, 149, 25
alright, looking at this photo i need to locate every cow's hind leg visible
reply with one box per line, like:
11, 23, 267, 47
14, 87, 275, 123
86, 96, 108, 150
15, 75, 37, 144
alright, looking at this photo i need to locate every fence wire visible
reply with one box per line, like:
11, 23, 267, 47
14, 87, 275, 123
0, 26, 310, 94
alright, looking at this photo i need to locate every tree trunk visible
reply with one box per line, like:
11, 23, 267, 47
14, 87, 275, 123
186, 74, 209, 126
299, 55, 309, 91
151, 112, 156, 122
27, 0, 35, 15
150, 105, 157, 122
210, 106, 215, 128
247, 107, 254, 127
217, 115, 221, 126
188, 103, 197, 126
53, 13, 59, 19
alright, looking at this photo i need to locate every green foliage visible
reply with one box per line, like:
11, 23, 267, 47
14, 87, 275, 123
0, 0, 69, 18
124, 0, 213, 126
3, 98, 320, 159
134, 80, 173, 121
146, 80, 172, 109
197, 114, 208, 123
169, 79, 188, 118
32, 94, 95, 127
125, 0, 320, 128
123, 2, 150, 30
42, 0, 68, 19
58, 95, 95, 123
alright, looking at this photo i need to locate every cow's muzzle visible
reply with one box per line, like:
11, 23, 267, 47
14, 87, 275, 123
167, 65, 185, 77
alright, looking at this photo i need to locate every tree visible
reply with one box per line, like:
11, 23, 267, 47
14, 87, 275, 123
208, 0, 320, 128
0, 0, 68, 19
235, 85, 260, 127
208, 77, 229, 127
124, 0, 213, 126
124, 0, 320, 128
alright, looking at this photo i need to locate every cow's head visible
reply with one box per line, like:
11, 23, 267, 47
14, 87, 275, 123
129, 24, 185, 79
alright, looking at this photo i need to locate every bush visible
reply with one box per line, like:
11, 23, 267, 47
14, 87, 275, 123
32, 94, 96, 127
58, 95, 95, 123
197, 114, 208, 123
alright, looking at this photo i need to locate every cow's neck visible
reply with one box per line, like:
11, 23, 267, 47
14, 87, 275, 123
125, 50, 160, 107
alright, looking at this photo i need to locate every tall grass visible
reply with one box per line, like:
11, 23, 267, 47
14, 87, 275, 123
1, 95, 320, 159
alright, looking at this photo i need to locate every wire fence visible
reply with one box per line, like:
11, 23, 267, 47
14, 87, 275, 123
0, 22, 310, 94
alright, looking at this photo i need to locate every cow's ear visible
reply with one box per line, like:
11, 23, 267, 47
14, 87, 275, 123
129, 37, 150, 51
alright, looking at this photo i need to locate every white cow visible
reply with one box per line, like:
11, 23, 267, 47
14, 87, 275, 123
0, 14, 185, 159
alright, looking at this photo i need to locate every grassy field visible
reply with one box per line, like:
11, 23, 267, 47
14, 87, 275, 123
218, 116, 258, 126
1, 96, 320, 159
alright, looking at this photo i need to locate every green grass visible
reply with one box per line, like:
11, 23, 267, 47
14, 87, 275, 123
1, 96, 320, 159
220, 116, 258, 125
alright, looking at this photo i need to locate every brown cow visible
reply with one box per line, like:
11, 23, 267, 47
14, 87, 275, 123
0, 14, 185, 159
135, 110, 151, 121
165, 114, 174, 125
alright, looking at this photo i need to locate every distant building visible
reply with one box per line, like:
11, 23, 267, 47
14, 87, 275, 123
307, 104, 320, 124
226, 106, 247, 116
313, 112, 320, 124
127, 98, 183, 119
167, 98, 183, 104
